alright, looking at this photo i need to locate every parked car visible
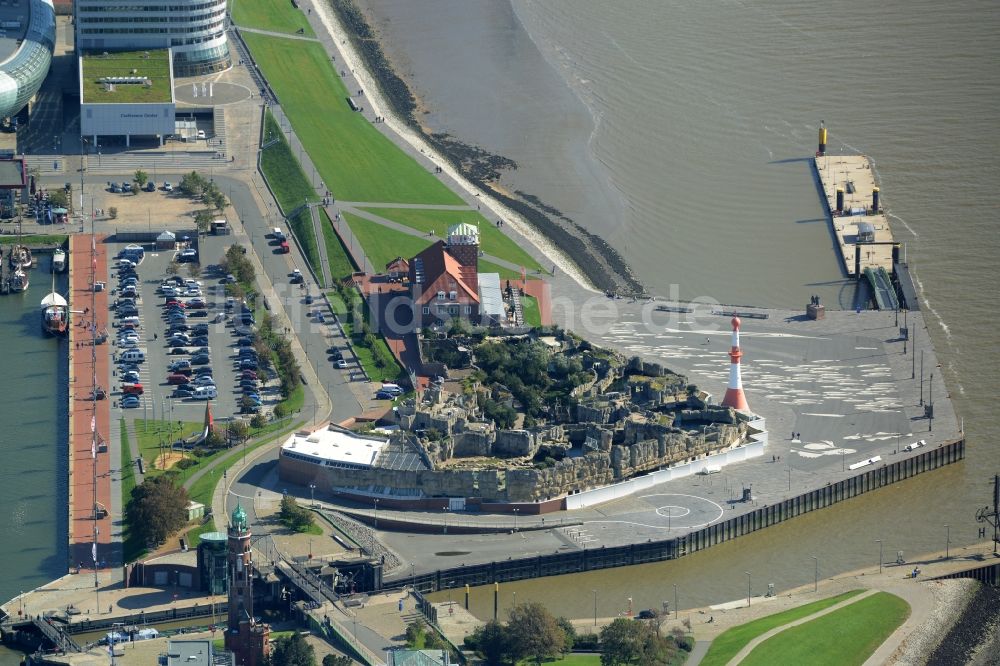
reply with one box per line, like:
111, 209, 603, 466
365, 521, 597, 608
122, 383, 144, 396
121, 395, 140, 408
375, 390, 396, 400
167, 323, 190, 333
144, 181, 156, 192
169, 347, 188, 355
239, 359, 258, 370
169, 360, 191, 371
192, 387, 217, 400
190, 336, 209, 346
192, 324, 210, 336
192, 375, 215, 387
194, 366, 214, 376
243, 394, 262, 405
289, 269, 303, 284
335, 359, 348, 369
236, 336, 253, 347
304, 294, 314, 304
163, 182, 173, 192
121, 371, 140, 383
172, 387, 195, 398
239, 379, 259, 389
191, 354, 211, 365
186, 298, 206, 309
177, 249, 198, 263
167, 373, 190, 385
241, 370, 258, 380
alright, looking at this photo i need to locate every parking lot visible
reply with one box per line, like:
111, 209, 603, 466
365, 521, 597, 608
108, 234, 282, 425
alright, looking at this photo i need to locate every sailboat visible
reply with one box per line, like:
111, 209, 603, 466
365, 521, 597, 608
9, 244, 31, 270
41, 273, 68, 335
10, 268, 28, 292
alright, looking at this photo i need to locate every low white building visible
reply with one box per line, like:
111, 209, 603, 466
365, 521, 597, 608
279, 425, 389, 472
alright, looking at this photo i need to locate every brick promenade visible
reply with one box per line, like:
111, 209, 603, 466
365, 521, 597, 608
67, 234, 113, 572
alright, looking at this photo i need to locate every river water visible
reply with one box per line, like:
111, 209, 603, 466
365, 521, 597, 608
0, 255, 69, 604
359, 0, 1000, 616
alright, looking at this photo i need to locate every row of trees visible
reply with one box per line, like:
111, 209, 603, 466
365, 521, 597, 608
332, 282, 396, 372
179, 171, 230, 213
256, 310, 302, 400
465, 603, 691, 666
221, 243, 257, 286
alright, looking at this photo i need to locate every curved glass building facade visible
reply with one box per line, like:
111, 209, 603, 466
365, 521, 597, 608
0, 0, 55, 119
76, 0, 231, 77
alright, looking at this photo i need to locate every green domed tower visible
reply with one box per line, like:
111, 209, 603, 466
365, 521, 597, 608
231, 502, 248, 532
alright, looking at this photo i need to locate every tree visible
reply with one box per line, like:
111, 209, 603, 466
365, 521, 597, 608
195, 209, 214, 234
506, 602, 566, 665
180, 171, 207, 197
134, 169, 148, 187
166, 261, 180, 276
130, 183, 140, 195
279, 495, 315, 532
227, 420, 249, 447
125, 475, 189, 547
250, 412, 267, 429
321, 656, 351, 666
48, 189, 69, 208
108, 206, 118, 219
187, 262, 201, 278
599, 619, 644, 666
267, 632, 314, 666
467, 619, 509, 666
557, 616, 577, 654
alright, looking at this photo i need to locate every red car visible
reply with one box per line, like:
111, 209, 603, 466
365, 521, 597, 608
167, 373, 190, 385
165, 300, 186, 308
122, 383, 144, 395
241, 370, 258, 380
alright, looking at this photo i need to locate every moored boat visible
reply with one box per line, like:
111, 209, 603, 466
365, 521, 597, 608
52, 248, 66, 273
41, 291, 68, 335
9, 244, 32, 270
10, 268, 28, 292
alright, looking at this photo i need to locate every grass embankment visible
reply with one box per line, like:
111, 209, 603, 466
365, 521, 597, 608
359, 207, 544, 272
741, 591, 909, 666
328, 285, 405, 384
700, 589, 865, 666
520, 294, 541, 328
231, 0, 314, 35
120, 419, 145, 563
343, 211, 432, 271
259, 111, 323, 279
0, 234, 68, 246
321, 209, 358, 281
242, 33, 462, 205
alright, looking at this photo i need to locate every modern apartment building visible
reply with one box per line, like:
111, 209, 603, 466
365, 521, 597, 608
74, 0, 230, 77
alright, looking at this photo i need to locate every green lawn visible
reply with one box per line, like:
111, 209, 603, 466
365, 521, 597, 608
741, 592, 909, 666
81, 50, 172, 104
521, 294, 541, 328
321, 209, 358, 281
336, 285, 406, 384
260, 111, 319, 212
358, 207, 544, 271
344, 211, 433, 272
700, 590, 864, 666
232, 0, 314, 35
133, 419, 203, 470
478, 258, 522, 280
242, 33, 462, 205
120, 419, 146, 564
0, 234, 67, 246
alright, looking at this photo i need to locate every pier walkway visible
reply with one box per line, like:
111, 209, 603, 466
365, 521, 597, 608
814, 154, 896, 277
67, 235, 114, 573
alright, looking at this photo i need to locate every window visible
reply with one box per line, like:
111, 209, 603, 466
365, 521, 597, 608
437, 291, 445, 301
421, 307, 429, 315
449, 290, 457, 300
449, 306, 459, 315
464, 306, 472, 314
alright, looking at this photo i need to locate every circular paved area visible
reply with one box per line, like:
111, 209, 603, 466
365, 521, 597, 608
173, 81, 250, 105
584, 492, 725, 534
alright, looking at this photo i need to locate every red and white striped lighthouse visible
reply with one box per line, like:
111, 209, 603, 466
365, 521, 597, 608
721, 316, 750, 412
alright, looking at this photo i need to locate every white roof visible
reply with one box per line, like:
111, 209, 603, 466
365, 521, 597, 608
41, 292, 67, 307
281, 426, 388, 468
157, 230, 176, 240
478, 272, 504, 317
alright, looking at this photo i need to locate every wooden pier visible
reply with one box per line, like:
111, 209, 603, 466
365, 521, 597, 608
814, 154, 897, 277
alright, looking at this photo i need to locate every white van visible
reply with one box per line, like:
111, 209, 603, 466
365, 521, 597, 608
192, 386, 217, 400
381, 383, 403, 395
120, 349, 146, 363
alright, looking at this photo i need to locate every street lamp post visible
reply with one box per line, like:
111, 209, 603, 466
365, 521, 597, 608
673, 583, 678, 619
373, 498, 379, 530
309, 483, 316, 508
811, 556, 818, 592
592, 589, 598, 627
876, 539, 883, 574
745, 571, 751, 607
513, 508, 519, 532
945, 525, 950, 558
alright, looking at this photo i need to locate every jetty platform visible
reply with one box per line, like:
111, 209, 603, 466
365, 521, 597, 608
814, 154, 896, 277
67, 235, 113, 572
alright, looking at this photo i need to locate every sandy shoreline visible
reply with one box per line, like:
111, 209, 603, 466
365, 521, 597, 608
308, 0, 605, 294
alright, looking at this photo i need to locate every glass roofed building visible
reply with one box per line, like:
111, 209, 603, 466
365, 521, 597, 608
0, 0, 55, 120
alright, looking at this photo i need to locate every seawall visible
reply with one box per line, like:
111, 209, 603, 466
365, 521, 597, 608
400, 438, 965, 592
